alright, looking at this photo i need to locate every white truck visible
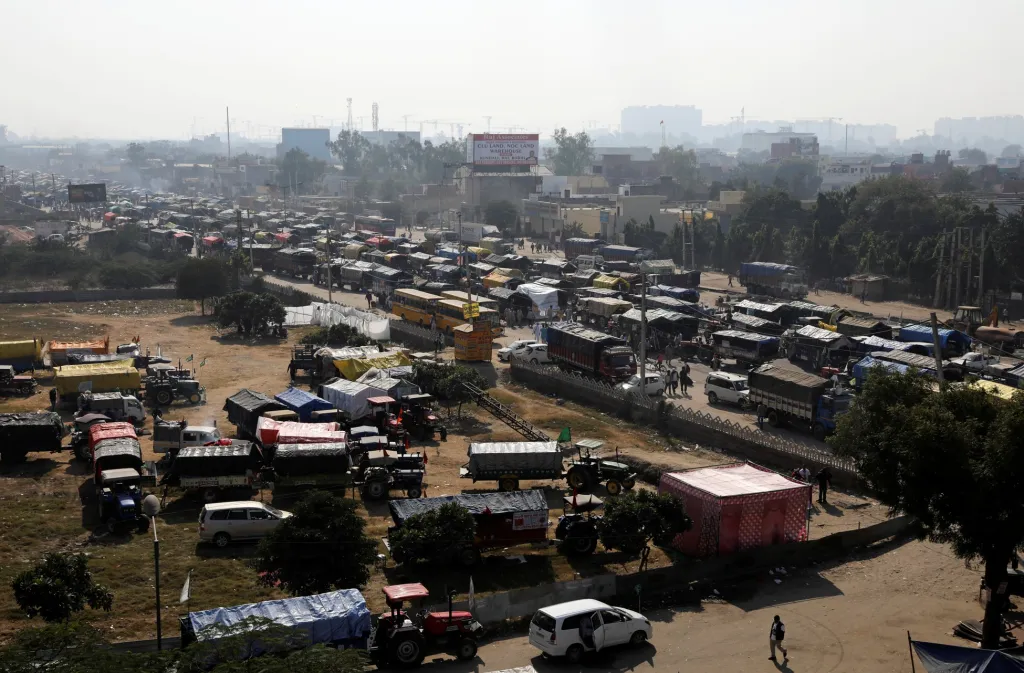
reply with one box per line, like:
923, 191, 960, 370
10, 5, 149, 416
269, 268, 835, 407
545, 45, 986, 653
152, 420, 222, 456
76, 392, 146, 425
950, 352, 1001, 374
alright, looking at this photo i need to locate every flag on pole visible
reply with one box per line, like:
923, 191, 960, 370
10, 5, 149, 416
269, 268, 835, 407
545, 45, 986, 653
179, 569, 192, 604
557, 427, 571, 443
200, 358, 207, 367
468, 576, 476, 611
185, 354, 193, 363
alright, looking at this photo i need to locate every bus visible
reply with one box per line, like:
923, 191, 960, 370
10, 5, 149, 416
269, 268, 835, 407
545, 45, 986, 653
391, 289, 443, 327
439, 290, 499, 312
355, 215, 397, 237
434, 299, 502, 338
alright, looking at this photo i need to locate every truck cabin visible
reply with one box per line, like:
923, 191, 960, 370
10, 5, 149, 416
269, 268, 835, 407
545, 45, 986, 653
600, 347, 637, 379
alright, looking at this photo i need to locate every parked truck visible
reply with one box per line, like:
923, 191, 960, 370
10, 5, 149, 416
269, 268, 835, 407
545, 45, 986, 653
223, 389, 287, 440
161, 441, 262, 503
264, 248, 318, 279
704, 329, 781, 365
0, 339, 43, 372
91, 436, 157, 533
460, 441, 564, 492
53, 361, 142, 406
77, 391, 146, 425
546, 323, 637, 381
0, 412, 65, 463
739, 262, 809, 299
747, 364, 852, 440
152, 420, 222, 456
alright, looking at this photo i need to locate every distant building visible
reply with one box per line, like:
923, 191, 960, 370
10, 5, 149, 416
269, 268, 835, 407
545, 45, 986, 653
771, 136, 819, 159
819, 158, 873, 191
362, 130, 421, 147
706, 190, 746, 232
620, 105, 703, 138
934, 115, 1024, 145
742, 128, 818, 154
279, 128, 332, 162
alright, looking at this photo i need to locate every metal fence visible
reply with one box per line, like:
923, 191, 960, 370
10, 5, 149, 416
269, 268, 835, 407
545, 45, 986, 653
509, 360, 859, 481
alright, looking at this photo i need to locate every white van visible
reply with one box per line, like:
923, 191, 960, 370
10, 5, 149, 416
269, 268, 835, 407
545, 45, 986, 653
704, 371, 750, 409
198, 501, 291, 547
528, 599, 652, 663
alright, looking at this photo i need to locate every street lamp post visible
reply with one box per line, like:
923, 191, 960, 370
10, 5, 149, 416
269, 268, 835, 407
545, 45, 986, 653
142, 495, 162, 650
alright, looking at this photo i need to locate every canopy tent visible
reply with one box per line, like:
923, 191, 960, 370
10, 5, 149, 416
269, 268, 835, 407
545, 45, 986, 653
274, 387, 335, 422
660, 462, 810, 557
516, 283, 560, 316
911, 640, 1024, 673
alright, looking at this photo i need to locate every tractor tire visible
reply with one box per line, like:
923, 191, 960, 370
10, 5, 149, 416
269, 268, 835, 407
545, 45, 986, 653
155, 389, 173, 406
566, 467, 592, 492
213, 532, 231, 548
188, 392, 202, 405
622, 477, 636, 490
406, 485, 422, 499
456, 638, 478, 661
498, 477, 519, 492
365, 480, 388, 500
457, 547, 480, 567
563, 521, 598, 556
137, 514, 151, 533
605, 479, 623, 496
390, 632, 425, 668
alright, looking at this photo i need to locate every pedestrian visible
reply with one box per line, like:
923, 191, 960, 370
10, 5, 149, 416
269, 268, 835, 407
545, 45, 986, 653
541, 322, 548, 343
429, 313, 437, 333
504, 307, 512, 328
681, 368, 691, 397
48, 387, 57, 411
287, 361, 296, 381
860, 288, 866, 304
757, 403, 766, 430
530, 243, 535, 253
668, 367, 679, 396
515, 307, 523, 327
657, 353, 664, 371
665, 343, 675, 368
816, 466, 833, 504
769, 615, 788, 662
365, 290, 373, 309
579, 613, 595, 650
728, 274, 733, 287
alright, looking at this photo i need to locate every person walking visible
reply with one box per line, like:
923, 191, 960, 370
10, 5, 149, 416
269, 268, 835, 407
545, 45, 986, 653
681, 366, 691, 397
816, 466, 833, 505
364, 290, 373, 309
668, 368, 679, 396
757, 403, 766, 430
49, 387, 57, 411
515, 307, 523, 327
769, 615, 788, 662
665, 343, 675, 368
287, 361, 297, 381
728, 274, 733, 287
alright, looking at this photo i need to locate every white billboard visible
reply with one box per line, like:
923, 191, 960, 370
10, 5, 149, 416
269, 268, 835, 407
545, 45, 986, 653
468, 133, 540, 166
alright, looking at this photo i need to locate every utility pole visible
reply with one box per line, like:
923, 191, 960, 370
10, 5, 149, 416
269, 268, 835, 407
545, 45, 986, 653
235, 209, 243, 289
226, 107, 231, 162
977, 228, 986, 306
326, 225, 333, 305
945, 232, 954, 310
966, 228, 974, 307
247, 210, 254, 270
930, 313, 945, 384
954, 228, 962, 309
933, 231, 945, 308
639, 273, 647, 395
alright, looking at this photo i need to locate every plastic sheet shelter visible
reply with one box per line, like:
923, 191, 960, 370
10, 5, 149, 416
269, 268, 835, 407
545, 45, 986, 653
320, 379, 375, 421
851, 335, 931, 356
910, 640, 1024, 673
274, 387, 335, 422
183, 589, 371, 650
516, 283, 560, 315
53, 361, 141, 396
334, 350, 412, 381
898, 324, 972, 355
256, 417, 345, 447
659, 463, 810, 557
364, 376, 421, 399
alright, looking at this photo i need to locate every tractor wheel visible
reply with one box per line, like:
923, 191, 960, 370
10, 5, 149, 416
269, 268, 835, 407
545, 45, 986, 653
498, 477, 519, 492
406, 485, 422, 499
605, 479, 623, 496
456, 638, 478, 661
104, 516, 122, 535
188, 392, 202, 405
390, 632, 425, 667
201, 487, 219, 503
365, 480, 387, 500
155, 389, 172, 406
457, 547, 480, 567
622, 477, 636, 490
137, 514, 151, 533
566, 467, 591, 492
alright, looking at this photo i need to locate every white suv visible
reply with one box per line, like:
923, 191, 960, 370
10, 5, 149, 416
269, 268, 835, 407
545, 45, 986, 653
497, 339, 538, 362
528, 599, 652, 664
199, 501, 291, 547
705, 372, 750, 409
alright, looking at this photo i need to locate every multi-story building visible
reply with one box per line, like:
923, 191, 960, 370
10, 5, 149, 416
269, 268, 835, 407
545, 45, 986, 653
278, 128, 332, 162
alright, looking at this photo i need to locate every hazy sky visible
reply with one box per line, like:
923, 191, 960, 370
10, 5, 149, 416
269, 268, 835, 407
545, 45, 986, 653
5, 0, 1023, 141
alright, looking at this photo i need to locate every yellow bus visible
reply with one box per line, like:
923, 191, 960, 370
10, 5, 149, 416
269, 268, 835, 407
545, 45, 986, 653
434, 299, 502, 337
392, 289, 444, 327
439, 290, 499, 311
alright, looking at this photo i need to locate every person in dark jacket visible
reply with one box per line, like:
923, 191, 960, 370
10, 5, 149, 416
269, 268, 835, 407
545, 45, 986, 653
49, 387, 58, 411
816, 467, 833, 504
769, 615, 788, 661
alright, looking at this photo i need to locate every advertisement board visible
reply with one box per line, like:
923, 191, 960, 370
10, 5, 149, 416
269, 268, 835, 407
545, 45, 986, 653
67, 183, 107, 204
468, 133, 540, 166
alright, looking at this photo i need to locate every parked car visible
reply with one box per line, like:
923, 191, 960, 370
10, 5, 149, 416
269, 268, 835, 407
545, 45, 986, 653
704, 372, 750, 409
497, 339, 539, 362
516, 343, 550, 364
950, 352, 1001, 373
528, 599, 652, 664
198, 501, 291, 547
618, 372, 665, 396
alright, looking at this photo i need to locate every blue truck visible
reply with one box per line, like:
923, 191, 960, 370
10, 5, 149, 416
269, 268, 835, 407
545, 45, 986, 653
739, 262, 809, 299
747, 364, 852, 441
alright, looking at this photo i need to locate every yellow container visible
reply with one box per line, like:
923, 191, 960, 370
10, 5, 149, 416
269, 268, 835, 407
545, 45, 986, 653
0, 339, 42, 362
53, 361, 141, 396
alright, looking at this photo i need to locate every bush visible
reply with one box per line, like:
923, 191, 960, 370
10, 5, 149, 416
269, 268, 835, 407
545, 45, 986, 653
388, 503, 476, 565
12, 552, 113, 622
299, 323, 371, 348
599, 490, 692, 555
98, 261, 159, 289
410, 361, 488, 417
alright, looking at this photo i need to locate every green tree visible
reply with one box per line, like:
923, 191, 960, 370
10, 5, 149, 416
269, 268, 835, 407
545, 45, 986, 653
958, 147, 988, 164
546, 128, 594, 176
380, 201, 404, 227
1001, 144, 1022, 158
215, 291, 286, 336
0, 622, 164, 673
176, 257, 229, 315
415, 210, 430, 225
654, 145, 701, 196
329, 130, 370, 176
353, 175, 371, 200
830, 371, 1024, 649
124, 142, 147, 169
299, 323, 371, 347
598, 490, 691, 556
389, 502, 476, 565
378, 177, 400, 201
484, 200, 518, 229
562, 221, 587, 240
12, 553, 113, 623
255, 491, 377, 596
410, 361, 487, 418
277, 148, 327, 194
940, 167, 974, 193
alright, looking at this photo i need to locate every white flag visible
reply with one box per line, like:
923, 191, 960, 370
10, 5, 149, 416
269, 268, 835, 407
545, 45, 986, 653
468, 576, 476, 611
179, 569, 192, 604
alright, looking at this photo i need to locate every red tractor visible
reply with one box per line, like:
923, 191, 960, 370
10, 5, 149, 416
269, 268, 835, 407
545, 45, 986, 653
368, 583, 481, 668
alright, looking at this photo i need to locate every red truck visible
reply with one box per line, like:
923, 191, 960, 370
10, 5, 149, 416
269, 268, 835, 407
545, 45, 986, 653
546, 322, 637, 381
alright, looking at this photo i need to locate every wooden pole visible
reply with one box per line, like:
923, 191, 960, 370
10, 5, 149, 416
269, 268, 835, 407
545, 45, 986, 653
907, 631, 916, 673
933, 231, 945, 308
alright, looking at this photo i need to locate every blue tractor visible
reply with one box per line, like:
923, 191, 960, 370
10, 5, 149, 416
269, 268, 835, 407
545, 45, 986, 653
93, 438, 157, 534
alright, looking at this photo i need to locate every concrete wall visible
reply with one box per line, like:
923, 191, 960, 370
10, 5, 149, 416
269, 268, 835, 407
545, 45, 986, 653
0, 287, 177, 304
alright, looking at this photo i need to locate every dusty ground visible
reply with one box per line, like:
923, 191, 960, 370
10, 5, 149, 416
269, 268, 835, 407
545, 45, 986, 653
0, 299, 974, 662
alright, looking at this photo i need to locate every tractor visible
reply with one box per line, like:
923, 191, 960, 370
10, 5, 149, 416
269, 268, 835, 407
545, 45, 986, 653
564, 439, 637, 495
368, 583, 481, 668
355, 450, 424, 500
399, 394, 447, 441
0, 366, 36, 396
555, 493, 602, 556
144, 369, 206, 406
93, 443, 157, 534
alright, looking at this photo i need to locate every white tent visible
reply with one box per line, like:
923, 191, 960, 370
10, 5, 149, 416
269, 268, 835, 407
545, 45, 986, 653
516, 283, 560, 317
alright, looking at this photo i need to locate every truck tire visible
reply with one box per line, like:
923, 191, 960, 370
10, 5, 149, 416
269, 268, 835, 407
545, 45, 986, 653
498, 477, 519, 492
813, 423, 827, 442
155, 389, 172, 406
390, 632, 425, 667
605, 479, 623, 495
456, 638, 478, 661
201, 487, 219, 503
0, 450, 28, 464
365, 480, 387, 500
768, 410, 782, 428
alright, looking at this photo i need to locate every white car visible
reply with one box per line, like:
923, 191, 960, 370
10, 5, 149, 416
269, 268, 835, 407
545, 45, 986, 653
528, 599, 653, 664
497, 339, 539, 362
705, 372, 750, 409
619, 372, 665, 396
951, 352, 1000, 373
516, 343, 550, 364
199, 501, 291, 548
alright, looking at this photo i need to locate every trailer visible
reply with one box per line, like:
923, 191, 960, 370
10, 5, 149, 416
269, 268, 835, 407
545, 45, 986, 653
53, 361, 142, 404
223, 389, 287, 439
0, 339, 43, 372
786, 325, 854, 369
0, 412, 64, 463
707, 329, 781, 365
460, 441, 563, 492
546, 323, 636, 381
747, 364, 852, 440
739, 262, 808, 299
161, 442, 262, 503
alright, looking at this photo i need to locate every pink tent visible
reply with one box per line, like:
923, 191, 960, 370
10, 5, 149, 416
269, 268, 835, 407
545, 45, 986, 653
659, 462, 810, 557
256, 416, 344, 446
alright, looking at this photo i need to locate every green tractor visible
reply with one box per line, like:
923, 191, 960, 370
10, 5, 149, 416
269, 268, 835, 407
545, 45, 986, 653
144, 369, 206, 407
564, 439, 637, 496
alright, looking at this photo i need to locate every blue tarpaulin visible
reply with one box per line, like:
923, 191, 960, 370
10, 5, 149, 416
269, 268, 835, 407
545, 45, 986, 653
852, 355, 908, 386
898, 324, 971, 351
912, 640, 1024, 672
274, 387, 335, 422
187, 589, 370, 649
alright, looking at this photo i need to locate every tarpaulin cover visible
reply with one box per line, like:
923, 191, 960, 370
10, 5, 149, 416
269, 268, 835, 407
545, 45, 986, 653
734, 299, 785, 314
899, 324, 971, 350
852, 335, 921, 354
54, 361, 140, 395
712, 330, 780, 346
224, 389, 281, 414
795, 324, 850, 345
852, 356, 908, 385
274, 387, 334, 422
320, 379, 375, 420
89, 422, 137, 450
364, 377, 420, 399
0, 411, 61, 429
313, 303, 390, 342
390, 489, 549, 524
516, 283, 560, 315
592, 274, 628, 290
256, 417, 344, 446
0, 340, 42, 361
466, 441, 562, 474
334, 351, 411, 381
171, 442, 258, 477
92, 437, 142, 463
187, 589, 371, 647
740, 262, 797, 276
911, 640, 1024, 673
871, 349, 942, 370
273, 443, 351, 476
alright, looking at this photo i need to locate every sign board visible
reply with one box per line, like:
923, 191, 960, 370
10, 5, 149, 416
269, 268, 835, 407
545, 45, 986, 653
600, 211, 609, 224
67, 183, 107, 204
467, 134, 540, 166
512, 510, 548, 530
462, 302, 481, 319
